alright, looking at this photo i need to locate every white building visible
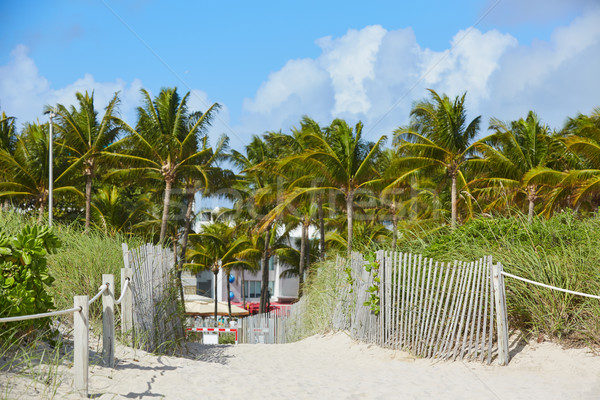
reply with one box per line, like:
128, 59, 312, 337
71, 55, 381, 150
180, 207, 300, 304
181, 256, 299, 303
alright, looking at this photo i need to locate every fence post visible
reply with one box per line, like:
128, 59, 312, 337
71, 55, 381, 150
102, 274, 115, 367
74, 295, 89, 397
492, 261, 509, 365
122, 243, 130, 269
121, 267, 133, 342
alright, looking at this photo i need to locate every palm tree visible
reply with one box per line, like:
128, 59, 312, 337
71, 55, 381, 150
394, 89, 481, 229
0, 112, 17, 155
50, 91, 120, 230
298, 119, 385, 256
186, 222, 251, 323
0, 111, 17, 210
475, 111, 551, 222
549, 108, 600, 210
90, 185, 152, 235
230, 135, 281, 312
109, 87, 220, 243
0, 123, 78, 222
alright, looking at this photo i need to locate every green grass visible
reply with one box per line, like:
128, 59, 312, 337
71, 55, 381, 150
0, 210, 141, 330
0, 211, 147, 398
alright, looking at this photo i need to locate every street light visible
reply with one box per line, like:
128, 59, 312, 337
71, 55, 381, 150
44, 108, 56, 227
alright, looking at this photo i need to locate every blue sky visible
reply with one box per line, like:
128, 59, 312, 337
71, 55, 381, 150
1, 0, 599, 150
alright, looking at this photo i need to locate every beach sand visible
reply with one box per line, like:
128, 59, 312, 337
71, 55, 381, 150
3, 332, 600, 399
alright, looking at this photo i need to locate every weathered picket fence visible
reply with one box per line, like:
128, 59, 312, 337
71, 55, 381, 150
238, 250, 509, 365
238, 300, 306, 344
122, 243, 184, 353
332, 251, 508, 364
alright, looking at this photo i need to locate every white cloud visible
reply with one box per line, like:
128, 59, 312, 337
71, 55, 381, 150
241, 6, 600, 140
0, 45, 142, 127
317, 25, 386, 115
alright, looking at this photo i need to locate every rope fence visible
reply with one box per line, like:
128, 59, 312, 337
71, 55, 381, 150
0, 268, 134, 398
501, 271, 600, 300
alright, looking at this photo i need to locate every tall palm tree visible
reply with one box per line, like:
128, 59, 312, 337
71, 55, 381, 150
474, 111, 551, 222
109, 87, 220, 243
230, 135, 281, 312
50, 91, 120, 230
394, 89, 481, 229
299, 119, 385, 256
0, 123, 77, 221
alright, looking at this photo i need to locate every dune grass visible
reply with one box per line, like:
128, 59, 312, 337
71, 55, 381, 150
0, 211, 143, 399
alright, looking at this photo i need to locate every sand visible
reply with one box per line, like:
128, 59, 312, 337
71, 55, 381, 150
2, 332, 600, 399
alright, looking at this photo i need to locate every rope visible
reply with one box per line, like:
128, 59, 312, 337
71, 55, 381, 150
88, 283, 109, 305
501, 271, 600, 300
114, 278, 130, 305
0, 306, 82, 323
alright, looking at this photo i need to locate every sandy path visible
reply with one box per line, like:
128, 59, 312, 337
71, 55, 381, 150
3, 333, 600, 399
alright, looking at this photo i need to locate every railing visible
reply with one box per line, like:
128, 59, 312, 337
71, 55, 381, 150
0, 267, 133, 398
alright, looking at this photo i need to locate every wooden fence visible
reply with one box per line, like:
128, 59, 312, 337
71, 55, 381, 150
238, 299, 306, 344
331, 251, 508, 364
240, 250, 509, 365
122, 243, 184, 353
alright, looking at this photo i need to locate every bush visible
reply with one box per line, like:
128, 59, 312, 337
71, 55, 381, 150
0, 225, 60, 334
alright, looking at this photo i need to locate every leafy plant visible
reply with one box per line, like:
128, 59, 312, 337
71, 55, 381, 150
0, 225, 61, 334
363, 252, 381, 315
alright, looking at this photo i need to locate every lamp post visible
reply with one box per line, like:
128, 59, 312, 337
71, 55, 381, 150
47, 108, 55, 227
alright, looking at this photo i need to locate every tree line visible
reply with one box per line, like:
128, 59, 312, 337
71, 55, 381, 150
1, 87, 599, 313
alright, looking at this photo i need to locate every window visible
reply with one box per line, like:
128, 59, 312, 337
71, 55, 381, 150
259, 257, 276, 271
196, 281, 211, 297
244, 280, 275, 298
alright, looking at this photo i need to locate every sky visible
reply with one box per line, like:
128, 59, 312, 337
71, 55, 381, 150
1, 0, 599, 151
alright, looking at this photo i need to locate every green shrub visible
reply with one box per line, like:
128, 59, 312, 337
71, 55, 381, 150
0, 225, 60, 334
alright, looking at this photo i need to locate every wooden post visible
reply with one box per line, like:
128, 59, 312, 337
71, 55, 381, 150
102, 274, 115, 367
121, 267, 133, 342
492, 262, 509, 365
122, 243, 130, 269
74, 295, 89, 397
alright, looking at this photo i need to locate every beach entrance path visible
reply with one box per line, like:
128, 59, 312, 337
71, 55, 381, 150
4, 332, 600, 399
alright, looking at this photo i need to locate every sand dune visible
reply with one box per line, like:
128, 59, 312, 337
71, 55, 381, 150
3, 332, 600, 399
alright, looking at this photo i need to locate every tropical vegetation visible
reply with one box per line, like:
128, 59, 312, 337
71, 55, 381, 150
1, 86, 600, 320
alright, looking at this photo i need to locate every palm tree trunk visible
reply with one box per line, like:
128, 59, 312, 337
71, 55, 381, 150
527, 184, 537, 223
37, 201, 45, 224
298, 221, 307, 297
259, 227, 271, 313
84, 173, 93, 231
177, 189, 195, 309
451, 173, 457, 229
241, 269, 246, 309
392, 209, 398, 253
318, 195, 325, 261
227, 273, 232, 318
160, 178, 173, 244
213, 269, 219, 326
346, 190, 354, 257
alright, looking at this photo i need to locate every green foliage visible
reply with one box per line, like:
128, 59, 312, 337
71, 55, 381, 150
0, 225, 60, 333
362, 251, 381, 315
